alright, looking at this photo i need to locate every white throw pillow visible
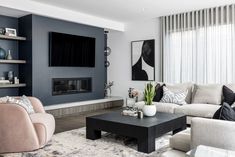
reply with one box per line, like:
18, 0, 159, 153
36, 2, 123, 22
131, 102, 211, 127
7, 95, 35, 114
160, 86, 188, 105
166, 82, 193, 104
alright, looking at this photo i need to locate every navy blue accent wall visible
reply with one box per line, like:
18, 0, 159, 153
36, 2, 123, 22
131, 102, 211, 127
19, 15, 105, 105
0, 15, 19, 96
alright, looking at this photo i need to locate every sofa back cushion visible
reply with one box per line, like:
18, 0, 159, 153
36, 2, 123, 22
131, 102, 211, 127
166, 82, 193, 104
192, 84, 222, 105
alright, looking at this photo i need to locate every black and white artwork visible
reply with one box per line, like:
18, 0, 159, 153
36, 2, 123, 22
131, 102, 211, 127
131, 39, 155, 81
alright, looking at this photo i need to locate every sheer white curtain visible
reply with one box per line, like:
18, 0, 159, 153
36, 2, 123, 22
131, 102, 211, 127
161, 4, 235, 84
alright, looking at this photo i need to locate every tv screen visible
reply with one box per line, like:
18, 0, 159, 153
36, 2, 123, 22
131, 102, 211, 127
49, 32, 95, 67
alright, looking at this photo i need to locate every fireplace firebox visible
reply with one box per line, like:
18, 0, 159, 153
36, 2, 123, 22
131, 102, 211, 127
52, 78, 92, 95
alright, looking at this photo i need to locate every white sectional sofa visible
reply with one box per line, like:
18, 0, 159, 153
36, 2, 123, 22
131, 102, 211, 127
136, 82, 235, 124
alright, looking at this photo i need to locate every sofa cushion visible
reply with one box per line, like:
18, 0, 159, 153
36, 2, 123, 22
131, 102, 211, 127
192, 84, 222, 105
170, 129, 191, 152
166, 82, 193, 104
154, 102, 180, 113
213, 102, 235, 121
160, 86, 187, 105
153, 83, 165, 102
174, 104, 220, 118
223, 86, 235, 105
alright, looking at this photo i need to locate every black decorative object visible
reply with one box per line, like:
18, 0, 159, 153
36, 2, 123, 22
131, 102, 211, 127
131, 39, 155, 81
104, 31, 111, 56
222, 85, 235, 105
153, 84, 165, 102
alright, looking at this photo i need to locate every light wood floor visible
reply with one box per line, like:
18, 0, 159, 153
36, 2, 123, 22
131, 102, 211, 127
55, 107, 121, 133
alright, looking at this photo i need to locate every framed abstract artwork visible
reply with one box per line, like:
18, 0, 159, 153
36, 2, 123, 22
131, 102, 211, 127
131, 39, 155, 81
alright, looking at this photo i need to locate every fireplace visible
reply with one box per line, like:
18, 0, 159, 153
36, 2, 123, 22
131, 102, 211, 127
52, 78, 92, 95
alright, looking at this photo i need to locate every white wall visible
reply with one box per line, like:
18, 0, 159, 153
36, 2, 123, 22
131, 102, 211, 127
107, 18, 161, 99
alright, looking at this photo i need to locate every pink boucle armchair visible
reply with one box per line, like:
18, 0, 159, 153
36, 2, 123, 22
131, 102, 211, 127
0, 97, 55, 153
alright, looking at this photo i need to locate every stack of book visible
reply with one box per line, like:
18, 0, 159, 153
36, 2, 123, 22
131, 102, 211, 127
121, 109, 137, 117
0, 80, 10, 84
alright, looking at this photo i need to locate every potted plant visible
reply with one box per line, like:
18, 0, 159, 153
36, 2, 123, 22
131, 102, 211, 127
142, 82, 156, 116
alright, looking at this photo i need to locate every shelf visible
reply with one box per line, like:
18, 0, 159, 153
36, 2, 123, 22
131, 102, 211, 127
0, 59, 26, 64
0, 35, 26, 41
0, 83, 26, 88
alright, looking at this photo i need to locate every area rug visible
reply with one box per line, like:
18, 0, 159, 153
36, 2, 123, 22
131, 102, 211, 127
1, 127, 171, 157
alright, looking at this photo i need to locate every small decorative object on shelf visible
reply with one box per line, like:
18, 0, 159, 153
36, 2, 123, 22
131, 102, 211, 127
8, 71, 14, 84
14, 77, 19, 84
6, 50, 12, 60
104, 81, 114, 97
0, 27, 5, 35
0, 47, 6, 59
142, 82, 156, 116
5, 28, 17, 37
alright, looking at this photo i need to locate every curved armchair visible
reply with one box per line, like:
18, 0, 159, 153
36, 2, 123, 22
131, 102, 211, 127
0, 97, 55, 153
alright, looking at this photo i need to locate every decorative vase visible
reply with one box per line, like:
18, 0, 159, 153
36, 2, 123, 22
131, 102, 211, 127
8, 71, 14, 84
0, 47, 6, 59
142, 105, 157, 116
6, 50, 12, 60
126, 98, 136, 107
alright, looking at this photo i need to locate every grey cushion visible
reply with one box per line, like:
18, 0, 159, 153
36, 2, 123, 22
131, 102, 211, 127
192, 84, 222, 105
170, 129, 191, 152
154, 102, 180, 113
174, 104, 220, 118
166, 82, 193, 104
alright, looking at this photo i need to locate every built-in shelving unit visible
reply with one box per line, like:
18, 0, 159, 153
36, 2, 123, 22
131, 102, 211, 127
0, 34, 26, 41
0, 33, 27, 92
0, 83, 26, 88
0, 59, 26, 64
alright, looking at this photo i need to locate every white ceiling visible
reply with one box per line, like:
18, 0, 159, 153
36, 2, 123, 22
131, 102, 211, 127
0, 0, 235, 31
32, 0, 235, 23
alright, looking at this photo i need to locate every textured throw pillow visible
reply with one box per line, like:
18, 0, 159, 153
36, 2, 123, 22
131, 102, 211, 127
160, 86, 188, 105
153, 83, 165, 102
7, 95, 35, 114
213, 102, 235, 121
192, 84, 222, 105
166, 82, 193, 104
223, 85, 235, 106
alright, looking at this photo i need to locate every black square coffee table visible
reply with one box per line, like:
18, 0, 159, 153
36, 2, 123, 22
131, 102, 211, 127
86, 110, 186, 153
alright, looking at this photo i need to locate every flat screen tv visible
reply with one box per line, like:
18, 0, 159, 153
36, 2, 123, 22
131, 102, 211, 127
49, 32, 95, 67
